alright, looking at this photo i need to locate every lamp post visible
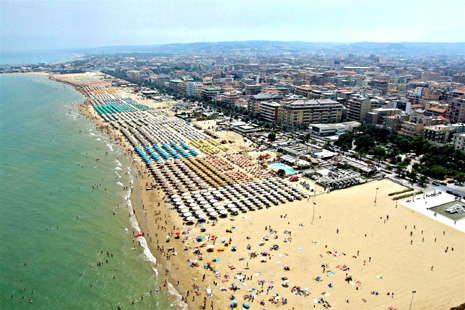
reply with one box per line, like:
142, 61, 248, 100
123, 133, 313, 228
374, 187, 379, 205
312, 202, 316, 224
409, 290, 416, 310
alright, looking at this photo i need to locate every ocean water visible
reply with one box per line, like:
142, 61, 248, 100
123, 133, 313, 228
0, 75, 180, 309
0, 50, 79, 66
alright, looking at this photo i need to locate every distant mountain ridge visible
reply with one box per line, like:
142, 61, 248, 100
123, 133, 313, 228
74, 41, 465, 56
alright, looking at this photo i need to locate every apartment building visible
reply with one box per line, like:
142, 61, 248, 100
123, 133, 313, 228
452, 133, 465, 152
222, 90, 241, 105
187, 82, 203, 97
365, 108, 401, 125
294, 85, 313, 99
423, 125, 455, 144
446, 98, 465, 123
399, 115, 447, 137
384, 114, 409, 132
347, 96, 376, 121
201, 87, 222, 101
279, 99, 343, 127
259, 101, 281, 123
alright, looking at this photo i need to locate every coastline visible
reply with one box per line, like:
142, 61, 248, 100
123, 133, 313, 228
70, 84, 195, 309
1, 72, 50, 76
49, 73, 465, 310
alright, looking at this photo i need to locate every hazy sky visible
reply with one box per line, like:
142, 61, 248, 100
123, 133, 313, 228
1, 0, 464, 52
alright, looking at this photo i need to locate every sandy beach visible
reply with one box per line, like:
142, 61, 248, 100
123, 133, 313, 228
56, 73, 464, 310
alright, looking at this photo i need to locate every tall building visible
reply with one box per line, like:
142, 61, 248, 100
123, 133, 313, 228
187, 82, 203, 97
222, 90, 241, 105
347, 96, 372, 121
423, 125, 455, 145
201, 87, 222, 101
452, 133, 465, 152
259, 101, 281, 123
446, 98, 465, 123
279, 99, 343, 127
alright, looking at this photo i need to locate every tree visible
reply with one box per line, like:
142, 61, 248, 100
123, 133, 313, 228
455, 172, 465, 184
407, 170, 417, 182
371, 146, 386, 160
428, 165, 447, 180
276, 169, 286, 177
335, 131, 354, 151
419, 175, 429, 187
354, 135, 375, 154
268, 133, 276, 142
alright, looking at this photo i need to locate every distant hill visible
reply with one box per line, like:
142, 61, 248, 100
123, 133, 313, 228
76, 41, 465, 56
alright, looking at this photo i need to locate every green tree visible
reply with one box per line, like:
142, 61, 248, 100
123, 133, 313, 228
407, 170, 417, 182
419, 175, 429, 187
268, 133, 276, 142
371, 146, 386, 160
455, 172, 465, 184
335, 131, 354, 151
277, 169, 286, 177
428, 165, 447, 180
354, 135, 375, 154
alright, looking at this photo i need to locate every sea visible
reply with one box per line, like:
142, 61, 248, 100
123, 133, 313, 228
0, 74, 183, 309
0, 50, 80, 66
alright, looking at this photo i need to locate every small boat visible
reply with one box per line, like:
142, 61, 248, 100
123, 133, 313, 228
95, 158, 100, 161
135, 232, 144, 237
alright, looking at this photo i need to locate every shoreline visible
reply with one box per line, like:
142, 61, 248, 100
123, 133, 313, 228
1, 72, 50, 76
66, 81, 194, 309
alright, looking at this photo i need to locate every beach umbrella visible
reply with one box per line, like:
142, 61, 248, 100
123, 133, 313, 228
197, 214, 207, 219
183, 212, 193, 217
186, 216, 195, 222
191, 206, 201, 211
181, 209, 190, 213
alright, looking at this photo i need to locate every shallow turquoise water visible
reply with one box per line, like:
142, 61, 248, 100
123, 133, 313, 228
0, 74, 179, 309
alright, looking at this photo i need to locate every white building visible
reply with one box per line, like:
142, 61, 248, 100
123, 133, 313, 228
187, 82, 203, 97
